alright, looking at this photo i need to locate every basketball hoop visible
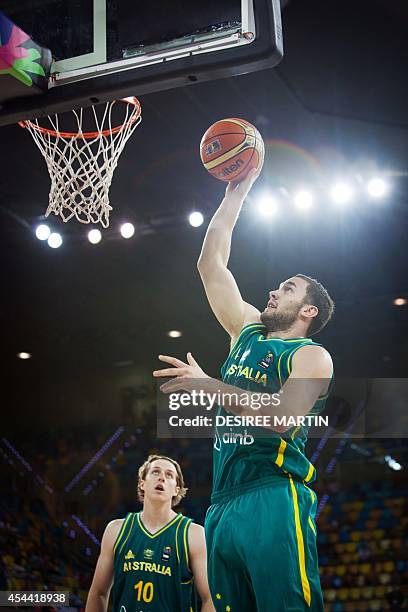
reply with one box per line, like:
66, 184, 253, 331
19, 97, 141, 228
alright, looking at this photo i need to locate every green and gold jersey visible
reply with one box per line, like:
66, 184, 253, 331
212, 323, 332, 503
112, 512, 196, 612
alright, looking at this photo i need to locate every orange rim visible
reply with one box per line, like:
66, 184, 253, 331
18, 97, 141, 139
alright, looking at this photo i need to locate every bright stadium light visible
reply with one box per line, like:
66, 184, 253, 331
393, 297, 407, 307
167, 330, 182, 338
120, 222, 135, 239
294, 190, 314, 210
189, 212, 204, 227
330, 183, 353, 204
367, 177, 387, 198
258, 195, 278, 217
385, 455, 402, 471
35, 224, 51, 241
48, 232, 63, 249
17, 352, 31, 360
88, 229, 102, 244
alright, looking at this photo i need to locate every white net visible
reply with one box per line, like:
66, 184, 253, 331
21, 97, 141, 228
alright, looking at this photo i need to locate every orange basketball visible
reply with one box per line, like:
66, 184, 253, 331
200, 118, 264, 182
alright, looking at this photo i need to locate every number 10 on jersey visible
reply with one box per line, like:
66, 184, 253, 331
134, 581, 154, 603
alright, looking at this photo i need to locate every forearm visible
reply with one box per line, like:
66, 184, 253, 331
198, 194, 244, 268
85, 590, 109, 612
201, 597, 216, 612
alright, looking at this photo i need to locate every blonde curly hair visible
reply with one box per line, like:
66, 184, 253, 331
137, 454, 188, 507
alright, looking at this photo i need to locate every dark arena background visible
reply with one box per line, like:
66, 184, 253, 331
0, 0, 407, 611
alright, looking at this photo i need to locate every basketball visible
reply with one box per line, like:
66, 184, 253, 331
200, 118, 264, 182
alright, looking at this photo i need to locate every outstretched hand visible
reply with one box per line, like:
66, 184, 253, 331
153, 352, 210, 393
225, 143, 264, 200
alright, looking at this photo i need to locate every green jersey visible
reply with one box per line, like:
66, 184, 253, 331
112, 512, 196, 612
212, 323, 331, 503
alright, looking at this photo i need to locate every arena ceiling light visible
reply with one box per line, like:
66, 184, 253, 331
393, 297, 407, 306
167, 330, 182, 338
88, 229, 102, 244
47, 232, 63, 249
330, 183, 354, 205
189, 211, 204, 227
17, 352, 31, 360
258, 195, 278, 217
35, 224, 51, 241
120, 222, 135, 239
367, 177, 387, 198
385, 455, 402, 471
294, 190, 314, 210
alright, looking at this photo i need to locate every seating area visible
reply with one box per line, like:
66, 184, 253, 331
0, 495, 88, 606
317, 480, 408, 611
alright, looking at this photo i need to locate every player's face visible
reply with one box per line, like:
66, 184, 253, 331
260, 276, 309, 332
140, 459, 180, 505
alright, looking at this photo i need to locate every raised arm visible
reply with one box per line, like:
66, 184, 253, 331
85, 519, 123, 612
197, 169, 262, 340
188, 523, 215, 612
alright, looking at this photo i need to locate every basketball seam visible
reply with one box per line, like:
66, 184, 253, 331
225, 140, 258, 182
200, 132, 247, 152
204, 142, 256, 172
201, 131, 248, 140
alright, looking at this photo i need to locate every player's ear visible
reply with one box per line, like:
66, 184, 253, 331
301, 303, 318, 320
139, 479, 145, 491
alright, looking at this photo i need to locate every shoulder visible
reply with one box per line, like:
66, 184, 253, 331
106, 517, 126, 533
187, 522, 205, 553
292, 344, 333, 377
102, 518, 127, 548
230, 319, 264, 350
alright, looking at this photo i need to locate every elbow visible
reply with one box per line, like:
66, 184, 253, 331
197, 255, 211, 277
197, 252, 208, 268
197, 251, 223, 274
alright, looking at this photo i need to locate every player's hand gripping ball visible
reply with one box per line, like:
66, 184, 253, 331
200, 118, 264, 182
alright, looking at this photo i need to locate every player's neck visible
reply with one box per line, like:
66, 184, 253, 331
266, 322, 308, 340
140, 500, 178, 531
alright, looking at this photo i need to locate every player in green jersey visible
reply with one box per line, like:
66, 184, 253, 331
153, 167, 335, 611
86, 454, 214, 612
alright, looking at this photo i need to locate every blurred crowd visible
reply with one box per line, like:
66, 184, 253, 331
318, 480, 407, 610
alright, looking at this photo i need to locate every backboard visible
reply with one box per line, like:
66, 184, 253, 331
0, 0, 283, 125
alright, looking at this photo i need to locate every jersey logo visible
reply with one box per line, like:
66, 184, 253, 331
125, 549, 135, 560
258, 351, 274, 370
222, 429, 254, 446
232, 346, 241, 359
143, 548, 154, 560
161, 546, 172, 562
213, 428, 221, 452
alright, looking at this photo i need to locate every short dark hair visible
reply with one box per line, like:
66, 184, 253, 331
137, 454, 187, 507
296, 274, 335, 336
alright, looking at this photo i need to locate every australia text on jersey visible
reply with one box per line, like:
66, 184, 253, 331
122, 559, 172, 576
